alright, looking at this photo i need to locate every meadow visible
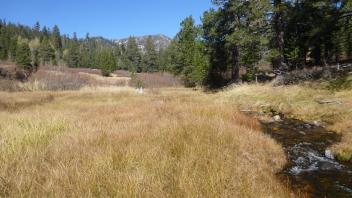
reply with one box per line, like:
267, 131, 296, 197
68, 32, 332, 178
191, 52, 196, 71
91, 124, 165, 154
1, 63, 351, 197
0, 87, 293, 197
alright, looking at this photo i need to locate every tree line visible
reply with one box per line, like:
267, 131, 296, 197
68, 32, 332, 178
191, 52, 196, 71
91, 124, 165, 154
164, 0, 352, 87
1, 0, 351, 87
0, 20, 164, 76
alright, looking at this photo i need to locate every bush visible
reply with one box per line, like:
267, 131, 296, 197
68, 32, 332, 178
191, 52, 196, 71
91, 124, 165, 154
130, 71, 144, 88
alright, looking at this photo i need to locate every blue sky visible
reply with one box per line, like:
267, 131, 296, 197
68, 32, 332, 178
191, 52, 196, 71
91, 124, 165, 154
1, 0, 213, 39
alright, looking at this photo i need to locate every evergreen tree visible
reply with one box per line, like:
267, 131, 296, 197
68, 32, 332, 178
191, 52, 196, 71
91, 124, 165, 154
41, 26, 49, 41
125, 36, 142, 72
171, 16, 209, 86
66, 32, 80, 67
16, 42, 32, 70
39, 38, 55, 65
143, 36, 159, 72
9, 37, 18, 61
98, 48, 116, 76
80, 48, 91, 68
51, 25, 62, 50
0, 21, 7, 60
119, 44, 129, 70
29, 38, 40, 70
33, 21, 40, 38
32, 48, 39, 70
283, 0, 347, 67
208, 0, 271, 82
271, 0, 287, 70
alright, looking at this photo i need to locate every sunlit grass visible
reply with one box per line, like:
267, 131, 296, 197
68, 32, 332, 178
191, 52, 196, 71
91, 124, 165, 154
0, 88, 291, 197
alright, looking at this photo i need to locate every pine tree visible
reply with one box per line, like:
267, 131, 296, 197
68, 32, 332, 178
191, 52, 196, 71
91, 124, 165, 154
171, 16, 209, 86
202, 0, 271, 85
33, 21, 40, 38
41, 26, 49, 41
272, 0, 286, 70
0, 21, 10, 60
39, 38, 55, 65
9, 37, 18, 61
51, 25, 62, 50
119, 44, 129, 70
67, 32, 81, 67
126, 36, 142, 72
51, 25, 62, 65
143, 36, 159, 72
16, 42, 32, 70
80, 48, 91, 68
32, 48, 39, 70
0, 21, 6, 60
98, 48, 116, 76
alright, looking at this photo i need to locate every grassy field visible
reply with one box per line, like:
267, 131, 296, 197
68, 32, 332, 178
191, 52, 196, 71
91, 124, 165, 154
0, 87, 292, 197
1, 82, 350, 197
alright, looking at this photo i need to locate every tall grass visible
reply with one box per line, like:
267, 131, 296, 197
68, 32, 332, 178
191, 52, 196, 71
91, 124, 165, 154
0, 88, 291, 197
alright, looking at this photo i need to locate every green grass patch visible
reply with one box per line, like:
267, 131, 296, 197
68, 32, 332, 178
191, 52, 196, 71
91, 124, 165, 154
328, 76, 352, 91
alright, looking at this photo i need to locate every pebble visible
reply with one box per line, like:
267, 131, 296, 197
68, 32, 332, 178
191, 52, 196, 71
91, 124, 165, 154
313, 121, 321, 127
273, 115, 281, 121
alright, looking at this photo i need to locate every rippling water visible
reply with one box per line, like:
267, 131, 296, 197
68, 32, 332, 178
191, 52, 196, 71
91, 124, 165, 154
261, 119, 352, 198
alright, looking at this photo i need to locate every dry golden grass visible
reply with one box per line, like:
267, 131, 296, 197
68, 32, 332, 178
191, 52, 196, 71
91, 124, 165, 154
219, 84, 352, 161
0, 88, 292, 197
78, 72, 131, 86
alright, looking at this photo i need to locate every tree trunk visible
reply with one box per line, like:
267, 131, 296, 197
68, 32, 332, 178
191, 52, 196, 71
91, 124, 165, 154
273, 0, 286, 70
231, 45, 239, 81
346, 17, 352, 58
313, 44, 322, 66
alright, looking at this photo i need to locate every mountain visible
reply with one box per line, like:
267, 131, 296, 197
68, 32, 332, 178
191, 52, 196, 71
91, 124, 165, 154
114, 34, 172, 52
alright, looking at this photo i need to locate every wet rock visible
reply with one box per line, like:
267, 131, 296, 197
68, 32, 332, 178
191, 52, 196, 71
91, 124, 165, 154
304, 124, 312, 129
318, 161, 337, 171
325, 150, 334, 160
294, 157, 306, 164
299, 131, 306, 135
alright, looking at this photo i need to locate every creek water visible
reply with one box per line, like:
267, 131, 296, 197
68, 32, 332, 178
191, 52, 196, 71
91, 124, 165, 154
261, 118, 352, 198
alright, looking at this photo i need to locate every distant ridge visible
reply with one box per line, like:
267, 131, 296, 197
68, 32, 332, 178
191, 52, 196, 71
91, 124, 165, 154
114, 34, 172, 51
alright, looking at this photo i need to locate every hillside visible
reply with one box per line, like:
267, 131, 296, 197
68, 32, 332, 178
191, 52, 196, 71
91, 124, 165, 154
114, 34, 172, 52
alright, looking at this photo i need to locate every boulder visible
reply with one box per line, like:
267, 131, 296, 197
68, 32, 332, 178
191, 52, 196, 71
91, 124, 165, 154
318, 161, 337, 171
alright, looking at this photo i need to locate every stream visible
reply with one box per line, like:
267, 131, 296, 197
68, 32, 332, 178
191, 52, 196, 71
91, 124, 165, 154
261, 118, 352, 198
